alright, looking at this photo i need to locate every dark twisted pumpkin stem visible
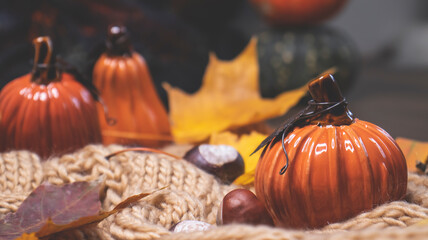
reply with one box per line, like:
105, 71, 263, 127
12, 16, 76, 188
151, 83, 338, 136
307, 73, 354, 126
31, 36, 59, 84
106, 25, 132, 56
252, 72, 354, 161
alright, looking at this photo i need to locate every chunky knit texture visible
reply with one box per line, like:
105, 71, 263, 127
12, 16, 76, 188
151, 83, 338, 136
1, 144, 428, 239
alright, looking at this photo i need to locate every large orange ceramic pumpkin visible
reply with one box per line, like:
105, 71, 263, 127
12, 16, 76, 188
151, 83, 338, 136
93, 26, 171, 147
250, 0, 348, 26
255, 74, 407, 228
0, 36, 101, 159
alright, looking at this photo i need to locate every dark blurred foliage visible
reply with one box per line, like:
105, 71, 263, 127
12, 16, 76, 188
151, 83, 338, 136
0, 0, 248, 107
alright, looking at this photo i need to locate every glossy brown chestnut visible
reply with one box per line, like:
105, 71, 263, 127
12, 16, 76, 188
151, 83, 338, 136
183, 144, 244, 183
217, 189, 274, 226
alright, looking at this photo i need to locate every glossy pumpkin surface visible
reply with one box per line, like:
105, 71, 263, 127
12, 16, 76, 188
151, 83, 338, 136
251, 0, 348, 26
255, 119, 407, 228
93, 26, 171, 147
254, 74, 407, 229
0, 37, 101, 159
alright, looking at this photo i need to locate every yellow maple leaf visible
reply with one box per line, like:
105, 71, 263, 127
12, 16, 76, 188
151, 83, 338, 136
163, 38, 308, 143
210, 131, 267, 185
396, 137, 428, 172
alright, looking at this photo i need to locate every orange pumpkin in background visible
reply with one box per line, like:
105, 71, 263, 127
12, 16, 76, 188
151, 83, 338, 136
255, 74, 407, 229
0, 36, 101, 159
250, 0, 348, 26
93, 26, 171, 147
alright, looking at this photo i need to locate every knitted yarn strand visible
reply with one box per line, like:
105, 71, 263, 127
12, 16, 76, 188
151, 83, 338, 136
1, 145, 428, 240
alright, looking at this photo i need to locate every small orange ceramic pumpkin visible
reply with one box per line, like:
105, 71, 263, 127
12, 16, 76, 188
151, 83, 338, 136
0, 36, 101, 159
255, 74, 407, 229
93, 26, 171, 147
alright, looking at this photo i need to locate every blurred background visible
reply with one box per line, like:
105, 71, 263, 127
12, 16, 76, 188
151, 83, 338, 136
0, 0, 427, 140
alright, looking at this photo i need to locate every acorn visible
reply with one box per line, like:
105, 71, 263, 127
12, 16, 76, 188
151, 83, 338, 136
217, 189, 274, 226
183, 144, 244, 183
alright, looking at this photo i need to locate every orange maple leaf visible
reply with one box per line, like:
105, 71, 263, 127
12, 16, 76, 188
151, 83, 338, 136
164, 38, 308, 143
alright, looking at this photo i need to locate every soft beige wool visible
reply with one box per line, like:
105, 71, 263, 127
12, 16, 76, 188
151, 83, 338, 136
1, 144, 428, 240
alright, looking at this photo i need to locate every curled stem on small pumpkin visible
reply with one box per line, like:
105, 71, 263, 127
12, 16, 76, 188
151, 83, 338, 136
105, 147, 181, 160
32, 36, 59, 84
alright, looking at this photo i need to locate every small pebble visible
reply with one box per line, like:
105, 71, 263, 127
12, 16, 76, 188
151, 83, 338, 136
170, 220, 213, 233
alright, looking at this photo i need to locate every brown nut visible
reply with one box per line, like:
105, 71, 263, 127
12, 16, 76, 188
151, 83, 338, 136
217, 189, 274, 226
183, 144, 244, 183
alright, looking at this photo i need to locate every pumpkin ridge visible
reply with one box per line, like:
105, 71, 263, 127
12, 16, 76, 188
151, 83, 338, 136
129, 56, 161, 136
14, 87, 35, 150
341, 124, 374, 214
59, 77, 99, 152
97, 58, 119, 143
47, 85, 62, 154
53, 83, 73, 153
284, 125, 318, 227
135, 55, 171, 136
305, 126, 328, 227
0, 80, 22, 112
256, 135, 274, 223
327, 126, 342, 223
275, 130, 295, 226
351, 120, 406, 202
361, 121, 407, 199
37, 87, 51, 155
348, 122, 380, 205
264, 140, 282, 224
3, 81, 30, 149
117, 61, 136, 132
94, 55, 109, 91
55, 82, 81, 152
277, 131, 299, 223
72, 80, 97, 144
21, 86, 44, 152
124, 57, 152, 138
280, 126, 299, 227
120, 57, 138, 131
134, 54, 158, 101
5, 93, 19, 149
358, 122, 398, 193
104, 57, 118, 95
0, 82, 22, 128
335, 123, 349, 222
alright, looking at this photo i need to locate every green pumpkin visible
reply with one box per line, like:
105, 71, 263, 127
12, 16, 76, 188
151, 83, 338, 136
257, 26, 360, 97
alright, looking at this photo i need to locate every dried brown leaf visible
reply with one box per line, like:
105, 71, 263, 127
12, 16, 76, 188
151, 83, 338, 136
0, 181, 159, 240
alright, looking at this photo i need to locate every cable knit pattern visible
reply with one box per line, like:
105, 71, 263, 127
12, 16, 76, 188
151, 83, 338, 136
0, 193, 28, 217
1, 144, 428, 240
0, 151, 43, 194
